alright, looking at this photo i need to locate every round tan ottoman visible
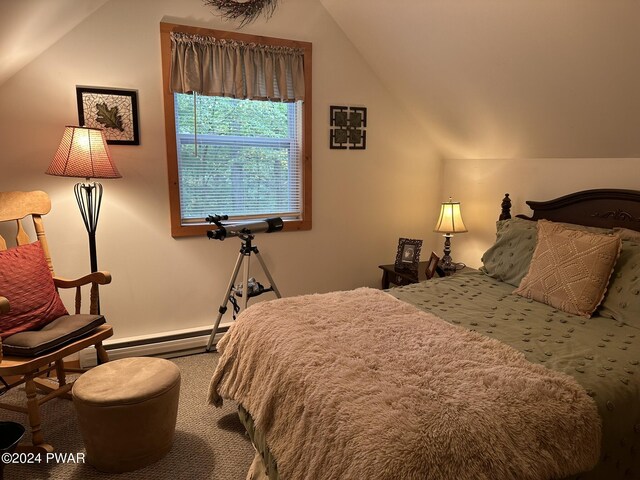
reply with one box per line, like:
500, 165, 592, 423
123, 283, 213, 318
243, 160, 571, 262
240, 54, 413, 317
72, 357, 181, 473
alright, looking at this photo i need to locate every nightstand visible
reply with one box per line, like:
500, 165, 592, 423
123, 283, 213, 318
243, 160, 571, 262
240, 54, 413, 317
378, 263, 470, 289
378, 262, 432, 289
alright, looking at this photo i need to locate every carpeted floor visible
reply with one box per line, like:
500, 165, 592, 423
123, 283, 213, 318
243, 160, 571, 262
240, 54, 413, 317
2, 352, 255, 480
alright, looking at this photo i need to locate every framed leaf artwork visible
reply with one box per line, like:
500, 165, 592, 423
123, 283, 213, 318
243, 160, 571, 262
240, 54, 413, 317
76, 86, 140, 145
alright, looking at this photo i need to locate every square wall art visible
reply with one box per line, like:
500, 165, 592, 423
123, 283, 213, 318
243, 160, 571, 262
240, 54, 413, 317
329, 105, 367, 150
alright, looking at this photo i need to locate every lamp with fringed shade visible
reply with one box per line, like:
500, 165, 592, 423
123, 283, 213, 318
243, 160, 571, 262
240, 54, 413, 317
434, 198, 467, 273
46, 127, 121, 310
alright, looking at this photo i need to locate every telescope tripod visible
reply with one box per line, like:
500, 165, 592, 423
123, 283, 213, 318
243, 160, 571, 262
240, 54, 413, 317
206, 234, 281, 351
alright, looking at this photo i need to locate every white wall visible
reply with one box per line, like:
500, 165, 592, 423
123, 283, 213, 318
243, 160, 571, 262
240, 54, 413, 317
0, 0, 441, 339
6, 1, 634, 342
320, 1, 640, 272
442, 157, 640, 270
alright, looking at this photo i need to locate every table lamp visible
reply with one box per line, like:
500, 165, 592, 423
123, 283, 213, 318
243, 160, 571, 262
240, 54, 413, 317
434, 197, 467, 273
46, 126, 121, 274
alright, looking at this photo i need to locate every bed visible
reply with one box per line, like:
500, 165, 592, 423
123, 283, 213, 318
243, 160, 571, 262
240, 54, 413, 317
209, 189, 640, 480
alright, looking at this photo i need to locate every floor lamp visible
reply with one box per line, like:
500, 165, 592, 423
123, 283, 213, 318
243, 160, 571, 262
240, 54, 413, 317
434, 197, 468, 274
46, 126, 121, 276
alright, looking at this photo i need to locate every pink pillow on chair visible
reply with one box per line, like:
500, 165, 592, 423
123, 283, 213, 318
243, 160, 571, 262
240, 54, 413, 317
0, 242, 68, 339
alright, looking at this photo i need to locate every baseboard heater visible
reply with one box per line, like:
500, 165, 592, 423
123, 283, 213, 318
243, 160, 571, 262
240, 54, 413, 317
79, 325, 230, 368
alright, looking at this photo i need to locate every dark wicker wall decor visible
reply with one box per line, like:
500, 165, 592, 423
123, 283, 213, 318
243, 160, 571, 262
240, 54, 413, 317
204, 0, 279, 26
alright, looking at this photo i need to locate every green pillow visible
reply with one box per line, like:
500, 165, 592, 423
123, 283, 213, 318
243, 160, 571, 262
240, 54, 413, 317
598, 239, 640, 327
480, 218, 537, 287
613, 227, 640, 241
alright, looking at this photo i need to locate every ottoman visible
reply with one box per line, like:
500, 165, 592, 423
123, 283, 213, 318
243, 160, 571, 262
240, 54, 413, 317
72, 357, 181, 473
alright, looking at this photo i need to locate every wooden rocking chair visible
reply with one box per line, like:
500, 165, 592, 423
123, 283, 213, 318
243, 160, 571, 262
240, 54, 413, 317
0, 190, 113, 453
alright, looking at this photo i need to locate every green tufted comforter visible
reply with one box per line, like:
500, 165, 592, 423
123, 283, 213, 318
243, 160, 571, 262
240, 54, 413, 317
390, 270, 640, 480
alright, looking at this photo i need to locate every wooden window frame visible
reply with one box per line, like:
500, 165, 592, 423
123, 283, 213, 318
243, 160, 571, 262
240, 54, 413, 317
160, 22, 312, 238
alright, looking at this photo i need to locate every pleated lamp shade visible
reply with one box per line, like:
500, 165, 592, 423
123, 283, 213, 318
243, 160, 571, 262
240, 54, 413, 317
434, 199, 468, 234
46, 126, 121, 179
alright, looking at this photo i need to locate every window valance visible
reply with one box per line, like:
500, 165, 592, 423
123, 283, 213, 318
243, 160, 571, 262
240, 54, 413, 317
170, 31, 305, 102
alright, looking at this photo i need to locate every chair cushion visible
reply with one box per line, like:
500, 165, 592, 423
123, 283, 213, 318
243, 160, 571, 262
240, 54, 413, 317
2, 314, 105, 357
0, 242, 68, 339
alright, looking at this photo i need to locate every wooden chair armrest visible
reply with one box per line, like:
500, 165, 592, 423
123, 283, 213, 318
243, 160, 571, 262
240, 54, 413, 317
54, 271, 112, 289
0, 296, 9, 315
54, 272, 112, 315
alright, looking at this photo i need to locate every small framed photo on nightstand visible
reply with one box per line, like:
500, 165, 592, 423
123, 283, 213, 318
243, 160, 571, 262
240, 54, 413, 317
425, 251, 440, 279
394, 238, 422, 271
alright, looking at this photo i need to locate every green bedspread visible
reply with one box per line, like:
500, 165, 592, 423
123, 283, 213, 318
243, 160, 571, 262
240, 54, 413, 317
390, 270, 640, 480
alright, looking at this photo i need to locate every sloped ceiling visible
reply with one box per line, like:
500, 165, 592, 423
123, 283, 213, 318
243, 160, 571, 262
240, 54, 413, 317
2, 0, 637, 160
321, 0, 640, 159
0, 0, 108, 87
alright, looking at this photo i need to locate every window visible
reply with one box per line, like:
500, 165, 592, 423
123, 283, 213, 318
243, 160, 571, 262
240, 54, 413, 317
160, 23, 312, 237
175, 95, 302, 223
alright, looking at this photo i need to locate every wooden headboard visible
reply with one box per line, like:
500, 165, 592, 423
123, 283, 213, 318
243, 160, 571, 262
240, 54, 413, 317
499, 189, 640, 232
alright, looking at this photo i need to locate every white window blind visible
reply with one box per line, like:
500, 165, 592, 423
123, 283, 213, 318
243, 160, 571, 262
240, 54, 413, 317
174, 93, 303, 224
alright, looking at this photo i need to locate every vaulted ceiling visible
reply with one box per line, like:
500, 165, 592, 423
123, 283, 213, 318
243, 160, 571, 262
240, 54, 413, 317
2, 0, 638, 160
0, 0, 107, 86
321, 0, 640, 159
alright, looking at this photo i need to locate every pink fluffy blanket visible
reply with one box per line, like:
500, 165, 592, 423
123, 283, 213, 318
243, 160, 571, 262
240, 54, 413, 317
209, 288, 600, 480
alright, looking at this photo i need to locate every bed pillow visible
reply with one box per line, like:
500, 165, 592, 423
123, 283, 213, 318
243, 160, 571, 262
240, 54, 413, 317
0, 242, 69, 339
613, 227, 640, 241
480, 218, 612, 287
513, 220, 621, 317
480, 218, 537, 287
598, 238, 640, 326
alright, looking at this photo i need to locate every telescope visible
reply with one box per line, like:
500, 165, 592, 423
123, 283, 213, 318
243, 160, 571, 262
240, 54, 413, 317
206, 214, 284, 241
204, 214, 283, 351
